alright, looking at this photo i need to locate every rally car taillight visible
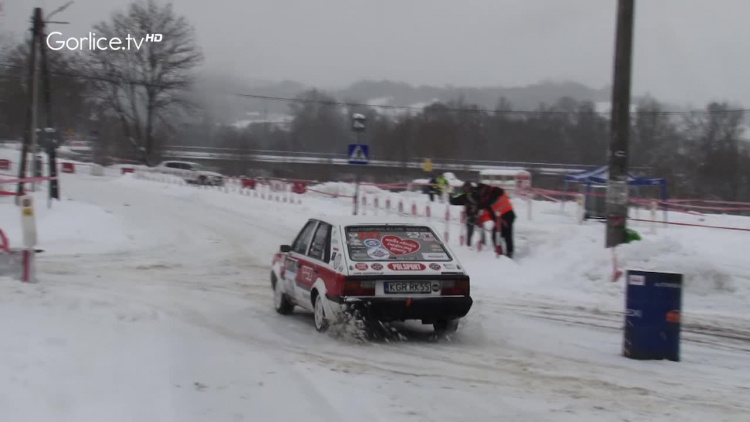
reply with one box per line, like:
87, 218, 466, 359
441, 279, 470, 296
342, 279, 375, 296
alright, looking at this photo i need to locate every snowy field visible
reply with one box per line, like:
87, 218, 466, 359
1, 154, 750, 421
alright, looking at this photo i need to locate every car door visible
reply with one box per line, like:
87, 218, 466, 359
295, 222, 333, 307
284, 220, 318, 305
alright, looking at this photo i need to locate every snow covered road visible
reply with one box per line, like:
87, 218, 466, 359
1, 173, 749, 421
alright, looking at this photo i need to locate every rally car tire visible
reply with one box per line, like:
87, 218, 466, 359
433, 319, 459, 334
313, 294, 329, 333
272, 274, 294, 315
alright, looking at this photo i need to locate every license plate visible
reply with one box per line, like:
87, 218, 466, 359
384, 281, 432, 294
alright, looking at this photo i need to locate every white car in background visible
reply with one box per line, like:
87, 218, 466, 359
155, 160, 224, 186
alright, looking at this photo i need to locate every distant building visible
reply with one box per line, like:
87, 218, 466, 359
231, 112, 293, 132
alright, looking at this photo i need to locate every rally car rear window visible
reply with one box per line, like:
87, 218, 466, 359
344, 225, 452, 262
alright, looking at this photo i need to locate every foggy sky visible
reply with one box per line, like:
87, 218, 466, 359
3, 0, 750, 106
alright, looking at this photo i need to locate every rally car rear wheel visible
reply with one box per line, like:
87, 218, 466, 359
313, 294, 329, 332
433, 319, 459, 334
272, 274, 294, 315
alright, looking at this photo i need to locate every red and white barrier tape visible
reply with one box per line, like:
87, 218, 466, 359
630, 218, 750, 232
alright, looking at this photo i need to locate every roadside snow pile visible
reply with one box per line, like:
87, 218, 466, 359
0, 192, 128, 255
134, 169, 188, 185
458, 207, 749, 315
617, 237, 735, 294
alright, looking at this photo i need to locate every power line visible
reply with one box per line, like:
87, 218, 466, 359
1, 62, 749, 117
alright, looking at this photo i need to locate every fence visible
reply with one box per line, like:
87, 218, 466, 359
3, 153, 747, 236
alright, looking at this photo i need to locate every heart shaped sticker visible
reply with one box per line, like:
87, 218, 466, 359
381, 235, 421, 255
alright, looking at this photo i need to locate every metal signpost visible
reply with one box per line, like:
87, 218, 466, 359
349, 113, 368, 215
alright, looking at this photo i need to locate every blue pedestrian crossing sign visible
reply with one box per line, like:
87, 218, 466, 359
348, 143, 369, 165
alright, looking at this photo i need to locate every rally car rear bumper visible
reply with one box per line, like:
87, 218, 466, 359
335, 296, 473, 323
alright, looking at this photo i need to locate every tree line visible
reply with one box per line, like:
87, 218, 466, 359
202, 90, 750, 201
0, 0, 201, 165
1, 0, 748, 201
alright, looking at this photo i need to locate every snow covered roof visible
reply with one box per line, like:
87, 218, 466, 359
479, 169, 530, 176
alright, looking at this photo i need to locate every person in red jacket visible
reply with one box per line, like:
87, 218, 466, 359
476, 183, 516, 258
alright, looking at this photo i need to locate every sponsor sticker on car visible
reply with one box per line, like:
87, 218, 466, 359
422, 253, 448, 260
355, 263, 368, 271
358, 232, 381, 240
363, 239, 382, 248
429, 263, 441, 271
420, 232, 436, 241
346, 233, 362, 245
333, 253, 342, 269
388, 262, 426, 271
367, 247, 390, 259
371, 263, 383, 271
381, 235, 421, 255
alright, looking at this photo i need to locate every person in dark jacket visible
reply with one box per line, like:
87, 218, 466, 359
450, 181, 484, 247
427, 176, 438, 202
476, 183, 516, 258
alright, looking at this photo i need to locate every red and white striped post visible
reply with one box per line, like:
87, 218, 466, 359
386, 198, 391, 213
362, 195, 367, 216
398, 200, 404, 214
0, 229, 9, 254
411, 202, 417, 217
374, 196, 379, 216
459, 210, 466, 246
495, 216, 503, 258
426, 204, 431, 218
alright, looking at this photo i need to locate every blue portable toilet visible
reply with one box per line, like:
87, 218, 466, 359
623, 270, 682, 361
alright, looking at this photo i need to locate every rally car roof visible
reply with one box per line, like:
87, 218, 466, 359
308, 215, 435, 228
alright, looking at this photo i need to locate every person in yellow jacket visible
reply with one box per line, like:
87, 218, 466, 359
476, 183, 516, 258
435, 174, 449, 201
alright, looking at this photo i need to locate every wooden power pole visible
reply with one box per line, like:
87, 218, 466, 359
16, 5, 66, 205
606, 0, 636, 248
16, 8, 43, 200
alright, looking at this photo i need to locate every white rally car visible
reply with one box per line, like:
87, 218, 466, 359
271, 217, 473, 334
155, 160, 224, 186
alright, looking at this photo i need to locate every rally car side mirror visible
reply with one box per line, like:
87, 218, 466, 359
280, 245, 292, 253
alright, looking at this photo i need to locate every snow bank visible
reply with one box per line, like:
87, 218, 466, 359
454, 198, 750, 317
0, 191, 129, 255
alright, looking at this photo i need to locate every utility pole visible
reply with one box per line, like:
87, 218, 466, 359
17, 8, 42, 199
16, 4, 70, 205
606, 0, 636, 248
39, 25, 61, 206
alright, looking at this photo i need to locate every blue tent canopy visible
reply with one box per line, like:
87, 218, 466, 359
563, 166, 668, 217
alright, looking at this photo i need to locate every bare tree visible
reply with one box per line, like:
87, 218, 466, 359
0, 40, 92, 141
86, 0, 202, 165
